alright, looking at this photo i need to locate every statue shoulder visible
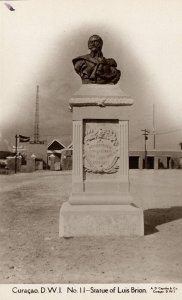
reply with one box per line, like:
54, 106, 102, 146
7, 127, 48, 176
105, 58, 117, 67
72, 54, 91, 65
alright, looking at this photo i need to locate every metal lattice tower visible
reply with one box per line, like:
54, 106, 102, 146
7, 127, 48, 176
34, 85, 40, 143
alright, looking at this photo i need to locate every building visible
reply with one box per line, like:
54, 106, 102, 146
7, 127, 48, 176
47, 140, 72, 170
47, 140, 182, 170
129, 150, 182, 169
0, 151, 13, 170
14, 141, 48, 171
9, 137, 182, 172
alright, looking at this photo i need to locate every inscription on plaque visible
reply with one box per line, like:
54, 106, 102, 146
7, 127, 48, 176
84, 125, 119, 173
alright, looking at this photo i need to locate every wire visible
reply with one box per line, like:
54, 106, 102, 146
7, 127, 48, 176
149, 128, 182, 135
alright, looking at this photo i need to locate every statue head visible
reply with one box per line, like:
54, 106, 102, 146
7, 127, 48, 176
88, 35, 103, 52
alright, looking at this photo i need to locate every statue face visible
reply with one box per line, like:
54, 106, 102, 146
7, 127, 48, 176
88, 35, 103, 52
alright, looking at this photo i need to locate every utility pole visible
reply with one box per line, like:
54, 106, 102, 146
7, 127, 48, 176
34, 85, 40, 143
15, 134, 18, 174
141, 129, 149, 169
153, 103, 156, 149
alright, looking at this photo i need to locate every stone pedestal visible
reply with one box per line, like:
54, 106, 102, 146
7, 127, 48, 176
59, 84, 144, 237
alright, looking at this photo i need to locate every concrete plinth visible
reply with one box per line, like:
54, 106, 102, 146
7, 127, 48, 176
59, 202, 144, 237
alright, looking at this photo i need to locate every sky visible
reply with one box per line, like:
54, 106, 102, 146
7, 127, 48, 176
1, 0, 182, 151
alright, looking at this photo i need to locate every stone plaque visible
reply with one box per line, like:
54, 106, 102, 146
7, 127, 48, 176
83, 121, 119, 173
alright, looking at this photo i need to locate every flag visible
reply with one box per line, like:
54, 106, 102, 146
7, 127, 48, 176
19, 135, 30, 143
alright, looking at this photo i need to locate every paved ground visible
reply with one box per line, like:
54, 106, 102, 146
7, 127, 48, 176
0, 170, 182, 283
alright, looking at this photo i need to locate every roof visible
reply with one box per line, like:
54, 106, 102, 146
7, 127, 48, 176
46, 135, 72, 147
129, 149, 182, 157
67, 143, 73, 149
47, 139, 66, 151
0, 151, 14, 159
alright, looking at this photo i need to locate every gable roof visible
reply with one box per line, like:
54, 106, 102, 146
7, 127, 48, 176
47, 139, 65, 151
67, 143, 73, 149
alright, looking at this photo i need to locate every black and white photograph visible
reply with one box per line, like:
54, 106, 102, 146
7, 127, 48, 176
0, 0, 182, 299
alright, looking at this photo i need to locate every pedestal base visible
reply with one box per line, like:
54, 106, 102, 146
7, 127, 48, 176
59, 202, 144, 237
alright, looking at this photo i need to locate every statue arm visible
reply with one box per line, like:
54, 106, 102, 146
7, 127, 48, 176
96, 65, 121, 82
74, 60, 87, 75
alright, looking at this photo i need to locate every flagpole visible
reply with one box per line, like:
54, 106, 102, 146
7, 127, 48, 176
15, 134, 18, 174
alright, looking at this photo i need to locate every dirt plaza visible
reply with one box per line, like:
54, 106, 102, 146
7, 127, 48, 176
0, 170, 182, 283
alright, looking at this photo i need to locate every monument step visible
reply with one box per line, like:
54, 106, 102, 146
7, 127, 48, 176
59, 202, 144, 237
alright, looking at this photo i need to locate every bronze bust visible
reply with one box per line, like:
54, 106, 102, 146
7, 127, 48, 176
72, 35, 121, 84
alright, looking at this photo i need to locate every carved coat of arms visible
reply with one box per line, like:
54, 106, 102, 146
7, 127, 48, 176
83, 128, 119, 173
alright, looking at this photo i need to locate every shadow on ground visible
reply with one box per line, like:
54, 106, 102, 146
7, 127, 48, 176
144, 206, 182, 235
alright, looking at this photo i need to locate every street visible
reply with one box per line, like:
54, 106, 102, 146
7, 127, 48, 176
0, 170, 182, 283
